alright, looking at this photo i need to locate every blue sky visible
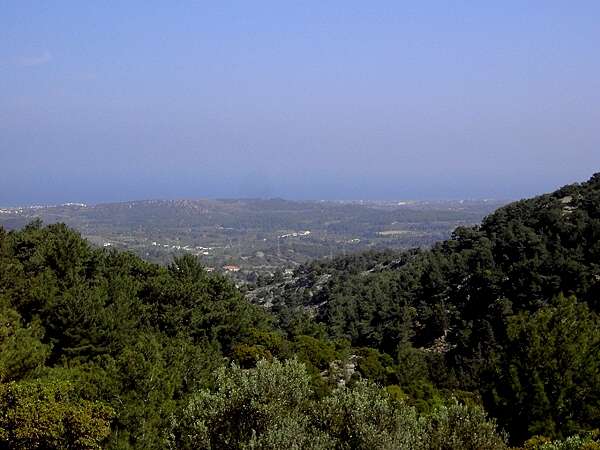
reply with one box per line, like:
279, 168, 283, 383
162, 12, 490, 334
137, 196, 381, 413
1, 1, 599, 205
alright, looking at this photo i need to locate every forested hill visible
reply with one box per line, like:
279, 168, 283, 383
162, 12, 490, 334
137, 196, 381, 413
0, 220, 509, 449
262, 172, 600, 316
254, 173, 600, 443
0, 174, 599, 449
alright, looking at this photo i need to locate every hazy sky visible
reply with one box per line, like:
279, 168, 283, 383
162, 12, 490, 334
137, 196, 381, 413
1, 1, 600, 205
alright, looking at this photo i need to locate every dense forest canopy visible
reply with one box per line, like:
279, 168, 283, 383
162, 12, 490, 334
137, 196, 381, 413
1, 174, 600, 449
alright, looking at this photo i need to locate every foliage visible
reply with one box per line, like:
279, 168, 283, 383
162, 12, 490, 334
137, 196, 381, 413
172, 358, 506, 449
2, 173, 600, 447
0, 302, 50, 382
265, 173, 600, 443
0, 380, 113, 449
171, 358, 315, 449
523, 431, 600, 450
423, 400, 507, 450
492, 295, 600, 441
0, 222, 272, 449
315, 378, 425, 449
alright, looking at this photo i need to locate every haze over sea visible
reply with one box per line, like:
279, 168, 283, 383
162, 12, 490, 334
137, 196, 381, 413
2, 2, 599, 205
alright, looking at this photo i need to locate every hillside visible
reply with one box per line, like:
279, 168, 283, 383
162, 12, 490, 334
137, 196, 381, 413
0, 175, 599, 448
0, 221, 509, 450
250, 173, 600, 443
252, 173, 600, 316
